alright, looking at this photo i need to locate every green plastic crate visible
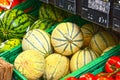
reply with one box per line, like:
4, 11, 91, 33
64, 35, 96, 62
0, 16, 88, 80
60, 44, 120, 80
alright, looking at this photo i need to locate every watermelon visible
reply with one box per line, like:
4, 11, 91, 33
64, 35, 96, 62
39, 3, 72, 22
30, 19, 56, 33
0, 9, 33, 41
0, 38, 2, 44
27, 14, 37, 24
0, 19, 3, 42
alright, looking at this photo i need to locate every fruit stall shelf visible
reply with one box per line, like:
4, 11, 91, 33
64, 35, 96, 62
0, 0, 119, 79
0, 14, 120, 80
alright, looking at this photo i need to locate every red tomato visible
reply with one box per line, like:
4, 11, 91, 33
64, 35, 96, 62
96, 72, 114, 80
79, 73, 96, 80
96, 76, 113, 80
65, 77, 78, 80
105, 56, 120, 73
116, 72, 120, 80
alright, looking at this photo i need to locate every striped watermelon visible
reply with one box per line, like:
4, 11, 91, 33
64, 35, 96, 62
39, 3, 72, 22
30, 19, 56, 33
89, 31, 119, 55
44, 53, 69, 80
0, 19, 3, 43
51, 22, 84, 56
0, 38, 2, 44
0, 9, 33, 41
81, 23, 102, 47
22, 29, 53, 57
70, 47, 99, 72
27, 14, 37, 24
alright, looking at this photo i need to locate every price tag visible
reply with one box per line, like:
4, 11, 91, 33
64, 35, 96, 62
112, 18, 120, 33
81, 0, 111, 27
54, 0, 76, 14
81, 7, 109, 27
40, 0, 49, 3
54, 0, 64, 8
113, 3, 120, 19
64, 0, 76, 14
87, 0, 110, 13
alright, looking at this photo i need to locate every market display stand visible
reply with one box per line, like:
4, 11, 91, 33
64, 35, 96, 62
0, 0, 120, 80
40, 0, 120, 33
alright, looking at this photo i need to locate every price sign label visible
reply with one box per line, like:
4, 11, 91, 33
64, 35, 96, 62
112, 18, 120, 32
54, 0, 76, 14
88, 0, 110, 13
81, 0, 111, 27
64, 0, 76, 14
81, 7, 109, 27
54, 0, 64, 8
40, 0, 49, 3
113, 3, 120, 19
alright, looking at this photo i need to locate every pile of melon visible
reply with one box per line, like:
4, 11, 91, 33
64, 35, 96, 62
0, 2, 73, 54
13, 20, 119, 80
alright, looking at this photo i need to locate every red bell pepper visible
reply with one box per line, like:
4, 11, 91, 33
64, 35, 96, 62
105, 56, 120, 73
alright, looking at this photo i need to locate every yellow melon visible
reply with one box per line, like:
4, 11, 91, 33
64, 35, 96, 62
44, 53, 69, 80
14, 50, 45, 80
70, 47, 99, 72
81, 23, 101, 47
22, 29, 53, 57
51, 22, 84, 56
89, 31, 118, 55
101, 45, 116, 56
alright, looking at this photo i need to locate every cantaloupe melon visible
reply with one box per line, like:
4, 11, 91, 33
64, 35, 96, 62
89, 31, 118, 55
70, 47, 99, 72
51, 22, 84, 56
101, 45, 116, 56
81, 23, 101, 47
22, 29, 53, 57
14, 50, 45, 80
44, 53, 69, 80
